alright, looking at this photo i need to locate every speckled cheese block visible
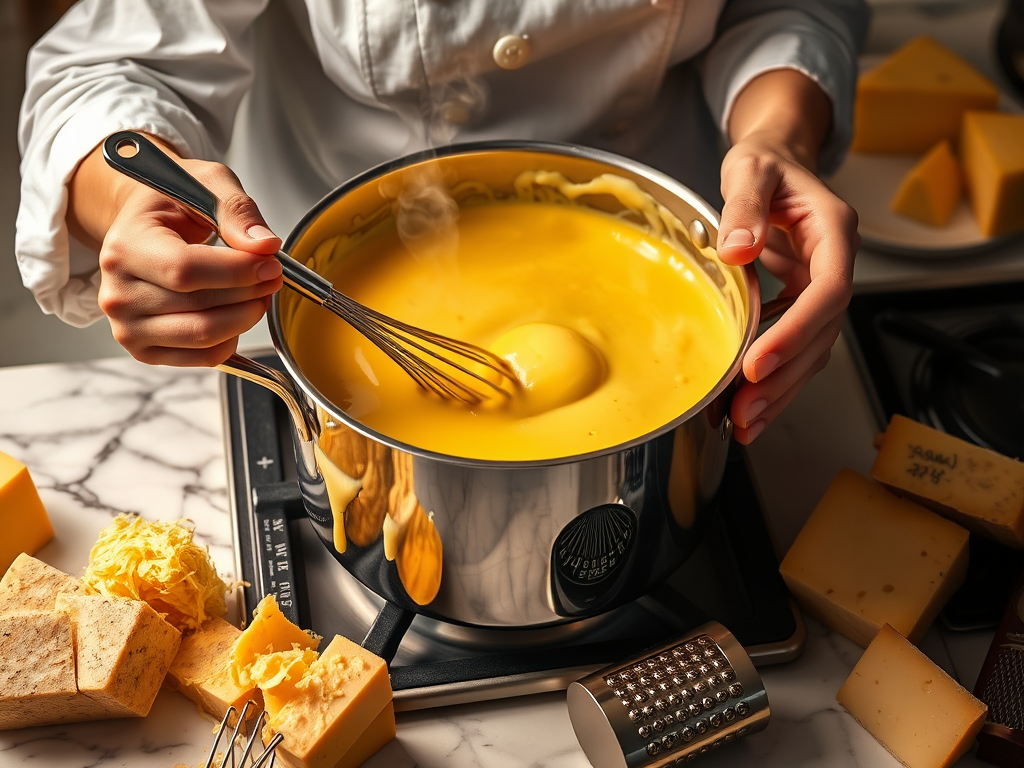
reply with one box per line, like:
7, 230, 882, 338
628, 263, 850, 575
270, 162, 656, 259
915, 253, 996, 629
167, 616, 261, 719
780, 468, 970, 648
0, 611, 117, 729
0, 553, 87, 617
837, 624, 988, 768
872, 414, 1024, 549
56, 593, 181, 718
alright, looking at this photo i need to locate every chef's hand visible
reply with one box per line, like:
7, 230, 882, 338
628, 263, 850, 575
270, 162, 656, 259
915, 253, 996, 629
67, 136, 283, 367
718, 69, 859, 444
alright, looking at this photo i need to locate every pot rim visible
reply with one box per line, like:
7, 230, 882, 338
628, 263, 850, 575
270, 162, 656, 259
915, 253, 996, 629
268, 139, 762, 469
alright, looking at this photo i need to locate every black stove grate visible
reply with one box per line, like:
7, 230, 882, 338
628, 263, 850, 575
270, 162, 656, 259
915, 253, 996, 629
223, 351, 802, 705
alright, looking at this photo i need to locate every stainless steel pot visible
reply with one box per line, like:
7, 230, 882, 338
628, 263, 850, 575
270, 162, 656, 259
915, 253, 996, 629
220, 141, 772, 629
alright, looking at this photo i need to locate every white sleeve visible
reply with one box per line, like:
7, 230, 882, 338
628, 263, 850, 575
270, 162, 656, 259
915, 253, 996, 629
16, 0, 269, 327
701, 0, 869, 176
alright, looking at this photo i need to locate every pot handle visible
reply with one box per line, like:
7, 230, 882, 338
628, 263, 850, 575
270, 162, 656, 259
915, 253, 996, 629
759, 295, 795, 325
217, 353, 316, 443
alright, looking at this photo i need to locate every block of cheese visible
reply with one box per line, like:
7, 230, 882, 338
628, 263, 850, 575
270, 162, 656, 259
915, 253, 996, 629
166, 616, 261, 720
837, 624, 987, 768
852, 37, 999, 154
779, 468, 970, 647
331, 702, 397, 768
960, 110, 1024, 237
57, 593, 182, 717
0, 553, 86, 616
0, 611, 119, 729
0, 451, 54, 576
259, 634, 394, 768
889, 141, 962, 226
232, 594, 319, 687
872, 414, 1024, 549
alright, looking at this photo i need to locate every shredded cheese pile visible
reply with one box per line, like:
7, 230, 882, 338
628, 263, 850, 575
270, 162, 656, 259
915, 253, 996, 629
82, 514, 228, 632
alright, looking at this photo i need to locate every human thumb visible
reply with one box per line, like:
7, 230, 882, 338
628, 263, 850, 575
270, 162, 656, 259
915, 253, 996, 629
204, 169, 282, 256
717, 163, 775, 266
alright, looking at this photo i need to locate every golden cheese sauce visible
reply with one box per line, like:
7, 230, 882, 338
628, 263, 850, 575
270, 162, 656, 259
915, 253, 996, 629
289, 200, 740, 461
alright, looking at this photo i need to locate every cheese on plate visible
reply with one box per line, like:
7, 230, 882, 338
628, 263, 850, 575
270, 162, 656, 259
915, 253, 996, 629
837, 623, 987, 768
851, 36, 999, 154
871, 414, 1024, 548
960, 110, 1024, 238
889, 140, 962, 227
779, 468, 969, 647
0, 451, 54, 576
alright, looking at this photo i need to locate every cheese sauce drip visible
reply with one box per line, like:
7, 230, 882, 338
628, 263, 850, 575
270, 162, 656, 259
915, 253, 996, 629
289, 198, 739, 461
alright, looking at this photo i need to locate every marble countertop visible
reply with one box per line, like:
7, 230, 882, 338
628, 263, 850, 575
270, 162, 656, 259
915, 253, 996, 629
0, 348, 998, 768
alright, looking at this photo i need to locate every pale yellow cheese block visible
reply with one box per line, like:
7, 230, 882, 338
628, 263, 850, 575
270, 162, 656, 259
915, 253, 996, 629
852, 36, 999, 154
166, 616, 261, 720
261, 634, 394, 768
872, 414, 1024, 549
0, 553, 87, 617
780, 468, 970, 647
0, 611, 119, 729
837, 624, 987, 768
960, 110, 1024, 238
0, 451, 54, 576
890, 140, 962, 227
57, 593, 182, 717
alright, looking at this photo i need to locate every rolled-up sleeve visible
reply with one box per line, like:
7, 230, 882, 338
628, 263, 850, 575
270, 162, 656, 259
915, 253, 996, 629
16, 0, 267, 327
701, 0, 869, 176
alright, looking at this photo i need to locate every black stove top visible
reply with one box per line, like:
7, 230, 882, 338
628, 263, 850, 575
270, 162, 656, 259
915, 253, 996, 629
222, 351, 802, 710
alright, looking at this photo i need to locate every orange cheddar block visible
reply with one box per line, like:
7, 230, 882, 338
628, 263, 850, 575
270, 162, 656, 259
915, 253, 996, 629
889, 141, 962, 227
167, 616, 261, 720
57, 593, 182, 717
780, 469, 969, 647
837, 624, 987, 768
232, 595, 319, 688
0, 553, 86, 616
960, 110, 1024, 237
0, 451, 54, 576
0, 611, 120, 729
852, 37, 998, 154
261, 635, 394, 768
872, 414, 1024, 549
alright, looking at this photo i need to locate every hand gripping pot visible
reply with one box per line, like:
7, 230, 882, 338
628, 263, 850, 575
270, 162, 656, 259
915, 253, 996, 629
220, 141, 776, 629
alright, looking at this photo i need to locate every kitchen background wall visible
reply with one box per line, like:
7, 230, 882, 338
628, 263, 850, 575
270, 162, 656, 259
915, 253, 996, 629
0, 0, 1009, 368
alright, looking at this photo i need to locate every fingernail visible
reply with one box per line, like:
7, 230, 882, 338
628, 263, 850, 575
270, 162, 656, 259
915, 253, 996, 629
744, 420, 767, 442
247, 224, 277, 241
753, 352, 780, 382
722, 229, 755, 249
256, 260, 282, 281
741, 398, 767, 427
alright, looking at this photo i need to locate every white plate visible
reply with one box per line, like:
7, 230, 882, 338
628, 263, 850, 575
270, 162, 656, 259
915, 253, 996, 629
824, 152, 1003, 259
824, 54, 1019, 259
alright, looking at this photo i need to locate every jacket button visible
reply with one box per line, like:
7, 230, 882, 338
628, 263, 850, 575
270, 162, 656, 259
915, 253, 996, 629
493, 34, 531, 69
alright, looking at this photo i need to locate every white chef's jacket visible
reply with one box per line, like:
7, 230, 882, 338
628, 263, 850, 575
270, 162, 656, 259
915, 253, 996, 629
17, 0, 868, 328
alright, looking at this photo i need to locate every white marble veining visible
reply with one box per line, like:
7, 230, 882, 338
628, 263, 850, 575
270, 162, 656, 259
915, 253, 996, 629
0, 354, 997, 768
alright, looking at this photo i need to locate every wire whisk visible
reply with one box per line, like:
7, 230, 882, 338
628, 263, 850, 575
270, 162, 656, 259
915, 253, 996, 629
204, 700, 282, 768
102, 131, 518, 406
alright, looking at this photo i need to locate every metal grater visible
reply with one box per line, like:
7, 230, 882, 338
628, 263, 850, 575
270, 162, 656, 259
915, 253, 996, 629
566, 622, 768, 768
974, 566, 1024, 768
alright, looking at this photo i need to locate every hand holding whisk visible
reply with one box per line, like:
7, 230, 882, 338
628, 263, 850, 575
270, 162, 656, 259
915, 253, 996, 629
102, 131, 517, 405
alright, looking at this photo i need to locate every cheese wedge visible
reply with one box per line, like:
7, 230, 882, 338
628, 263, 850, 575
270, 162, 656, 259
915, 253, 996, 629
779, 469, 970, 647
0, 451, 54, 576
837, 624, 987, 768
57, 593, 182, 717
0, 553, 86, 616
0, 611, 118, 729
166, 616, 261, 720
890, 140, 962, 227
852, 37, 999, 153
260, 634, 394, 768
960, 110, 1024, 237
872, 414, 1024, 549
232, 595, 319, 687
